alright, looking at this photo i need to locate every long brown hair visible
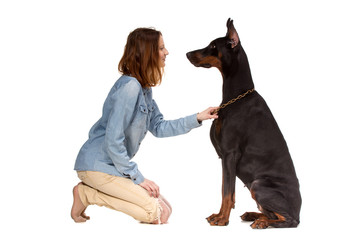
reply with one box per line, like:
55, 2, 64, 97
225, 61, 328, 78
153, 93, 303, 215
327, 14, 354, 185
118, 28, 163, 88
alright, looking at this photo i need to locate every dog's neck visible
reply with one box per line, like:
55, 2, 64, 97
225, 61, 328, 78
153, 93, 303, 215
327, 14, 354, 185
222, 57, 254, 103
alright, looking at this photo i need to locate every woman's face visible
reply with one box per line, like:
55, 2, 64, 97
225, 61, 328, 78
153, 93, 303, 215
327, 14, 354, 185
158, 35, 169, 67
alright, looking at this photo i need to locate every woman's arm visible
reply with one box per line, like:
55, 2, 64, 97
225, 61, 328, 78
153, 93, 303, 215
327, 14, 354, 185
149, 100, 218, 138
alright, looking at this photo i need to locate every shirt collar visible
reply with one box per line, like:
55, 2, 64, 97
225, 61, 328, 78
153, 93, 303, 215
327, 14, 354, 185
142, 87, 151, 94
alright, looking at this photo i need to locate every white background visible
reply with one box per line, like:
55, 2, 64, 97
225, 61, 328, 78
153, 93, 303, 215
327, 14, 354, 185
1, 0, 359, 239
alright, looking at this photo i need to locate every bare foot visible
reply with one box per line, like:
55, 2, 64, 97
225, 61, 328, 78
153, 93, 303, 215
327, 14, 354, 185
71, 183, 89, 223
159, 195, 172, 215
81, 210, 90, 220
158, 198, 171, 224
151, 198, 171, 224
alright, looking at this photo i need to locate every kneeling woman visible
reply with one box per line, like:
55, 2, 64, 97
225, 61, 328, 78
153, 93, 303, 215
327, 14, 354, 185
71, 27, 218, 224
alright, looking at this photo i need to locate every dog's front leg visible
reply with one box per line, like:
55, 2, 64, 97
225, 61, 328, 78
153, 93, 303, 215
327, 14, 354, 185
207, 154, 236, 226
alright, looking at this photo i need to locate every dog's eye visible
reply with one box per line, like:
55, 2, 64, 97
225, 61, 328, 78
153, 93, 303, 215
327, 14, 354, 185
210, 43, 216, 49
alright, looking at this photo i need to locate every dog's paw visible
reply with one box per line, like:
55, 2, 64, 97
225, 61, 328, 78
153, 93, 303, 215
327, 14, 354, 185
206, 214, 229, 226
241, 212, 262, 221
206, 213, 218, 223
250, 219, 269, 229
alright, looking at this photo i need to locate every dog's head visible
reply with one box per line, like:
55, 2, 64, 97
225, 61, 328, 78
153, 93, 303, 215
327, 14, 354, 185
186, 18, 242, 75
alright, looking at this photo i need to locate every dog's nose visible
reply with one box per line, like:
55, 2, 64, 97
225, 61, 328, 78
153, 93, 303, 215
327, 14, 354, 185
186, 52, 191, 60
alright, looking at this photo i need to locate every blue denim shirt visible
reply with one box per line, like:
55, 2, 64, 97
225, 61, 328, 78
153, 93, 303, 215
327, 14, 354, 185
74, 75, 201, 184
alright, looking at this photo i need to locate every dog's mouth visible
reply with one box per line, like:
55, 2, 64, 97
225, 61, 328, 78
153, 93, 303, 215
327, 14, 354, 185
189, 61, 211, 68
187, 52, 214, 68
190, 61, 212, 68
200, 63, 212, 68
186, 52, 200, 65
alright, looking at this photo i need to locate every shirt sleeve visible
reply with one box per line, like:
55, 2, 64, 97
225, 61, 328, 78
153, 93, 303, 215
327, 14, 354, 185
104, 80, 145, 184
149, 100, 202, 138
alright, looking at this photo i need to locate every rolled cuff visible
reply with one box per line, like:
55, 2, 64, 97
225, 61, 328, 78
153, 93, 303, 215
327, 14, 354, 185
131, 170, 145, 185
186, 113, 202, 129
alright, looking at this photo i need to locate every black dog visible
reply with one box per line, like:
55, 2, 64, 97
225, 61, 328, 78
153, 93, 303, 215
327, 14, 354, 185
187, 19, 301, 228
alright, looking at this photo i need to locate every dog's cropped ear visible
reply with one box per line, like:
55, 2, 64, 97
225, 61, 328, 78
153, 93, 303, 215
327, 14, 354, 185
226, 18, 239, 48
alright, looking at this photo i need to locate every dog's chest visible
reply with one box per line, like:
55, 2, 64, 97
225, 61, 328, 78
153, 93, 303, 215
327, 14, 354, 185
213, 118, 223, 139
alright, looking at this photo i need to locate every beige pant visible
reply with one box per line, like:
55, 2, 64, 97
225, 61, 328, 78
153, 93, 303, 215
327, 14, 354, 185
77, 171, 161, 223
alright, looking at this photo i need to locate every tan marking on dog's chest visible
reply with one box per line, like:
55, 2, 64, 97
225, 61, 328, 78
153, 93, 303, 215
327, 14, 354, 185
214, 118, 222, 137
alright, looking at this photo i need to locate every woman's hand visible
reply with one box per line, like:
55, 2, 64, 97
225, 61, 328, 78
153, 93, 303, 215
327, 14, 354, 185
139, 178, 160, 198
197, 107, 219, 122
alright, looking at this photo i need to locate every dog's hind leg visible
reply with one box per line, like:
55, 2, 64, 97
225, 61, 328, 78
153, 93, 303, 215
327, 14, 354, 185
241, 212, 265, 221
243, 179, 299, 229
248, 209, 298, 229
207, 153, 237, 226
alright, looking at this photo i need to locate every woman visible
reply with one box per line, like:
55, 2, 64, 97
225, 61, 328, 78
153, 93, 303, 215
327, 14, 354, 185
71, 27, 218, 224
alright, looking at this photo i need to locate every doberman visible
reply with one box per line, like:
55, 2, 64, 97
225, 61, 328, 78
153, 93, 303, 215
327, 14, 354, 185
186, 18, 301, 228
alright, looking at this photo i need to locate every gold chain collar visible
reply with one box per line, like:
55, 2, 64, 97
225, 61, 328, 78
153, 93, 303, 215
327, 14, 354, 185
215, 88, 255, 114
